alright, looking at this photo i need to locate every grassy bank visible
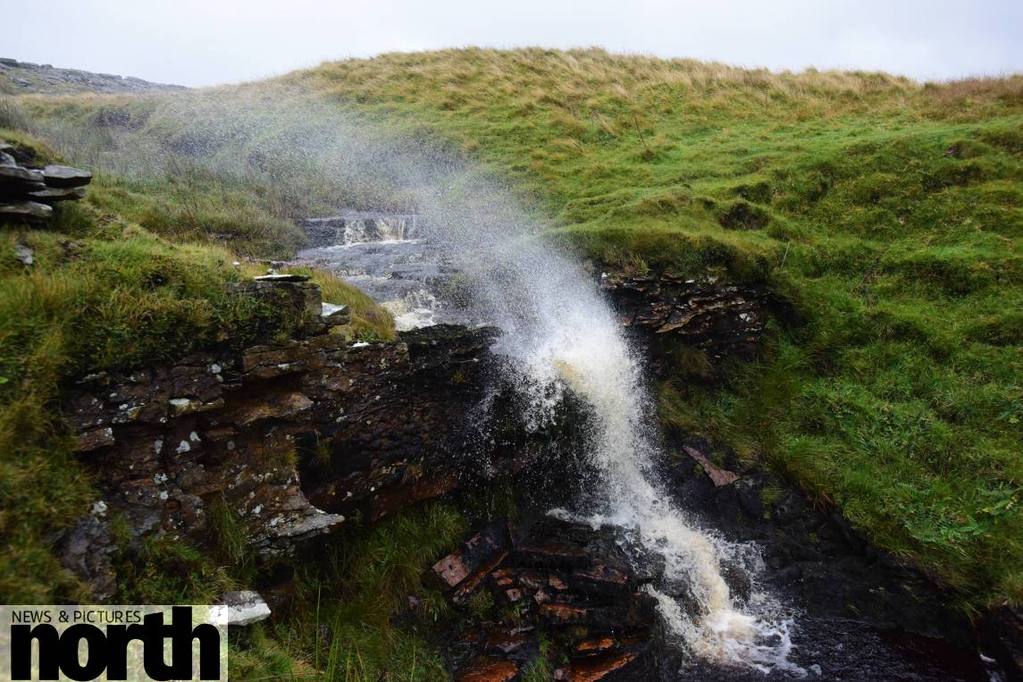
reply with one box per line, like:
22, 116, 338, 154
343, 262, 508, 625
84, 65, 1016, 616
0, 128, 395, 604
6, 47, 1021, 620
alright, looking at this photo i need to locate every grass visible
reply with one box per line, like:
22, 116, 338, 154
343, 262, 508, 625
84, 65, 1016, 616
285, 50, 1020, 611
0, 127, 394, 604
2, 44, 1020, 645
230, 502, 467, 681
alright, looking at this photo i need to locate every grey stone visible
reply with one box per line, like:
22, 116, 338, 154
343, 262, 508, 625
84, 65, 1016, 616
28, 186, 86, 202
321, 302, 351, 325
254, 273, 311, 282
221, 590, 271, 626
14, 243, 33, 266
42, 164, 92, 188
0, 201, 53, 220
0, 165, 44, 184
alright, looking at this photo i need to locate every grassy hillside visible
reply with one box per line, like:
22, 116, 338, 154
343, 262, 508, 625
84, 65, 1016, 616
295, 50, 1023, 611
7, 48, 1023, 617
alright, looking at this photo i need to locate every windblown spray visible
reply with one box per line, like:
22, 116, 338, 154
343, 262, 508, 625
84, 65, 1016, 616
41, 89, 800, 673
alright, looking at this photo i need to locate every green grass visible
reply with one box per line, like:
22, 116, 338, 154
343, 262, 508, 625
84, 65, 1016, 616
5, 46, 1022, 622
230, 502, 466, 681
0, 127, 394, 604
288, 50, 1021, 610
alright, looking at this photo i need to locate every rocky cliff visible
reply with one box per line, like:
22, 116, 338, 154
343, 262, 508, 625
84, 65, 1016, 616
58, 276, 588, 600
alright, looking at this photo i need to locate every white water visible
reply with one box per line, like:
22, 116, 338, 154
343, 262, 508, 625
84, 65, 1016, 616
504, 269, 799, 673
415, 201, 803, 673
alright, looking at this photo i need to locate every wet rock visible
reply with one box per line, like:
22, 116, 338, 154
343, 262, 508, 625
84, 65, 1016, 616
682, 444, 739, 487
75, 427, 115, 452
227, 391, 313, 426
982, 605, 1023, 681
432, 521, 511, 603
58, 303, 569, 592
221, 590, 271, 626
297, 211, 418, 248
556, 650, 641, 681
439, 517, 657, 680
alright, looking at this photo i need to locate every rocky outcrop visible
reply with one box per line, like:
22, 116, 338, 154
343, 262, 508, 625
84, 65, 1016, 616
0, 140, 91, 223
0, 57, 184, 94
436, 518, 659, 681
58, 274, 584, 598
598, 268, 780, 377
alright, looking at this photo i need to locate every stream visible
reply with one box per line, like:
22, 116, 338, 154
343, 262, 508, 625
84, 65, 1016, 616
291, 212, 1001, 681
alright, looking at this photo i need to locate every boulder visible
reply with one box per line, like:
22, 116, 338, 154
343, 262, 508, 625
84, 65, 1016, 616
0, 165, 44, 184
0, 145, 90, 222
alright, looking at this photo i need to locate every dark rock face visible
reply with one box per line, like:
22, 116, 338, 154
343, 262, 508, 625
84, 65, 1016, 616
0, 141, 91, 223
658, 436, 995, 681
598, 268, 779, 376
436, 518, 660, 682
982, 605, 1023, 681
58, 272, 583, 598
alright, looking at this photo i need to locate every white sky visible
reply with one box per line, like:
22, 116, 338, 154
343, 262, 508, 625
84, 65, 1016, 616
5, 0, 1022, 87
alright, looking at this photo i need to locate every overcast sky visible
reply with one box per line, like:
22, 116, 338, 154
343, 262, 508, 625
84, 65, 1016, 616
6, 0, 1022, 87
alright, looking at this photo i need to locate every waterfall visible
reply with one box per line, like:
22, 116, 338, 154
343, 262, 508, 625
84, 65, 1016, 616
409, 174, 803, 675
